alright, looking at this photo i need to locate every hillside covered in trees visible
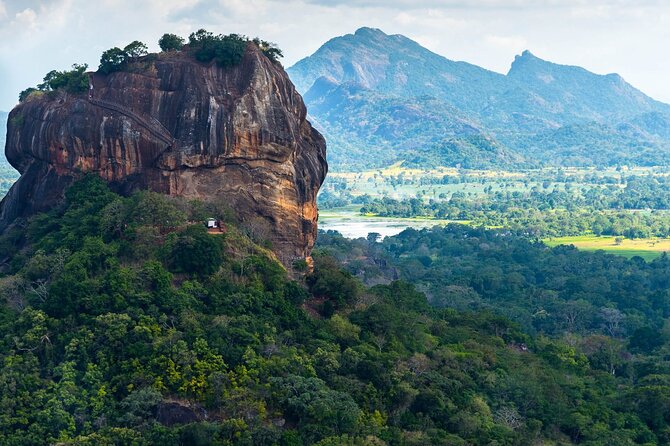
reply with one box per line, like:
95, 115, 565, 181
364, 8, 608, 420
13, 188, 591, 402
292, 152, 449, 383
0, 178, 668, 445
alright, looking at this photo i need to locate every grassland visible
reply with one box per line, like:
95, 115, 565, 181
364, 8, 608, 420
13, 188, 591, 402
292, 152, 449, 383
543, 235, 670, 261
322, 164, 663, 202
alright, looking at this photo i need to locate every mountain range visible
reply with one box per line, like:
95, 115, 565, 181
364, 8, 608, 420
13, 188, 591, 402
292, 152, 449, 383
288, 27, 670, 170
0, 112, 7, 160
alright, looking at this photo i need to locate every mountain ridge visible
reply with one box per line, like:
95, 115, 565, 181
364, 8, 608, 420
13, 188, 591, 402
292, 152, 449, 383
289, 28, 670, 169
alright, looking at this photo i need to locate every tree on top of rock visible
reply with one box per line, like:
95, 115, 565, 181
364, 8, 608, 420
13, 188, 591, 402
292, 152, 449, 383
158, 33, 185, 52
124, 41, 148, 59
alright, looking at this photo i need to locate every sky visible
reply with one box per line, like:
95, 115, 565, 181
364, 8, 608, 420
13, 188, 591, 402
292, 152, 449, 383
0, 0, 669, 111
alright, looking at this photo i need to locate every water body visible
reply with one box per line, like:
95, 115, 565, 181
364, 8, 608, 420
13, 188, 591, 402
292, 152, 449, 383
318, 207, 455, 239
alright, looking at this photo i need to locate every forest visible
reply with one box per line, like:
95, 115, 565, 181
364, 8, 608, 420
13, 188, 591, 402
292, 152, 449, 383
0, 177, 669, 445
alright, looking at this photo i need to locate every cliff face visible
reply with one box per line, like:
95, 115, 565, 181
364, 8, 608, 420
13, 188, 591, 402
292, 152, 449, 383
1, 44, 327, 264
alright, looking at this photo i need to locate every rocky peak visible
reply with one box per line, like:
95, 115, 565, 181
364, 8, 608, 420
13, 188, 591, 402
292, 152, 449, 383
508, 50, 546, 75
354, 27, 387, 39
1, 43, 328, 266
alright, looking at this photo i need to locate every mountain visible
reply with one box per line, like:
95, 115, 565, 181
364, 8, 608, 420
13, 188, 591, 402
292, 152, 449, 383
301, 76, 519, 168
495, 50, 666, 124
291, 27, 508, 115
1, 43, 327, 265
289, 28, 670, 169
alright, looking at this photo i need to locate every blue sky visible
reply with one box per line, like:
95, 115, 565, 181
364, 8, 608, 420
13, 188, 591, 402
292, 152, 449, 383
0, 0, 668, 110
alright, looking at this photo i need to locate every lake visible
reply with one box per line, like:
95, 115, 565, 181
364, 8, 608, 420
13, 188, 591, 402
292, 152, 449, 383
318, 207, 457, 239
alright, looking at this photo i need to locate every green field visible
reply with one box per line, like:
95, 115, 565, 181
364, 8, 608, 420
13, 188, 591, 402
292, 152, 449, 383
544, 235, 670, 261
322, 164, 666, 204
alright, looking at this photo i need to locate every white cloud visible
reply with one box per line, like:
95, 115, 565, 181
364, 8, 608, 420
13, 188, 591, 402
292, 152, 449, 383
485, 34, 528, 51
410, 34, 441, 52
14, 8, 37, 30
393, 9, 470, 29
0, 0, 669, 109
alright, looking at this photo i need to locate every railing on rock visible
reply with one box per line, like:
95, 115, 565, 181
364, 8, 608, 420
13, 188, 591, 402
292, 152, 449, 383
88, 97, 176, 148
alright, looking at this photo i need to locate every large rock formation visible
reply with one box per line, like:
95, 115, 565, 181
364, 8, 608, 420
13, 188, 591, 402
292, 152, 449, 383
0, 44, 327, 264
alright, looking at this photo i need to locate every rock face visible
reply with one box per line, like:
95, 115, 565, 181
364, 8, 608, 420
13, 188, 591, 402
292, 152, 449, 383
0, 44, 327, 264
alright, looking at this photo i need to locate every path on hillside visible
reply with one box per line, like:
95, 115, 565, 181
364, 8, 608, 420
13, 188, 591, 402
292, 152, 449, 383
88, 97, 177, 148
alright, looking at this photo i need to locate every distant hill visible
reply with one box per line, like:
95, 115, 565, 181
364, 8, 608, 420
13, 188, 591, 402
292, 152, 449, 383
0, 111, 19, 198
0, 111, 7, 159
289, 28, 670, 170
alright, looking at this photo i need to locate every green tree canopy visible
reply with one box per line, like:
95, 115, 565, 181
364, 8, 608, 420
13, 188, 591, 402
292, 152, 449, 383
123, 40, 148, 59
158, 33, 185, 52
98, 47, 128, 74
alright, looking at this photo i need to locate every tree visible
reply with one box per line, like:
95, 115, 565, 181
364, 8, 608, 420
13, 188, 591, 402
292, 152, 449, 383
366, 232, 381, 244
307, 256, 359, 308
252, 37, 283, 63
19, 87, 39, 102
166, 225, 224, 276
128, 191, 187, 234
123, 40, 148, 59
600, 307, 625, 337
33, 64, 89, 95
188, 29, 248, 67
270, 375, 361, 441
99, 47, 128, 74
629, 326, 664, 353
0, 275, 27, 311
158, 33, 185, 52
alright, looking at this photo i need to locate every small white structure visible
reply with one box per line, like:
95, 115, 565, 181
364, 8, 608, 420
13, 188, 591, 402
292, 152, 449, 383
206, 218, 218, 228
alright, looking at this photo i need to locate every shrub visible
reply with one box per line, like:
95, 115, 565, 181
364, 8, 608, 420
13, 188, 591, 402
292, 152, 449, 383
18, 87, 40, 102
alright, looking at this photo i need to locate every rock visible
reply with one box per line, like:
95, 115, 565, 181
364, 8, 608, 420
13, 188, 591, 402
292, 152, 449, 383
0, 43, 327, 265
156, 401, 205, 426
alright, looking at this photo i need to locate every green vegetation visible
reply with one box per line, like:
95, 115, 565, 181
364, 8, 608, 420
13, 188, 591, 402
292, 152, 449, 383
3, 177, 670, 444
18, 64, 89, 102
95, 30, 282, 75
158, 33, 185, 52
12, 31, 282, 104
124, 40, 149, 59
252, 37, 283, 63
187, 29, 249, 67
320, 165, 670, 240
317, 225, 670, 337
98, 47, 129, 74
543, 235, 670, 261
187, 29, 283, 66
98, 41, 149, 74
